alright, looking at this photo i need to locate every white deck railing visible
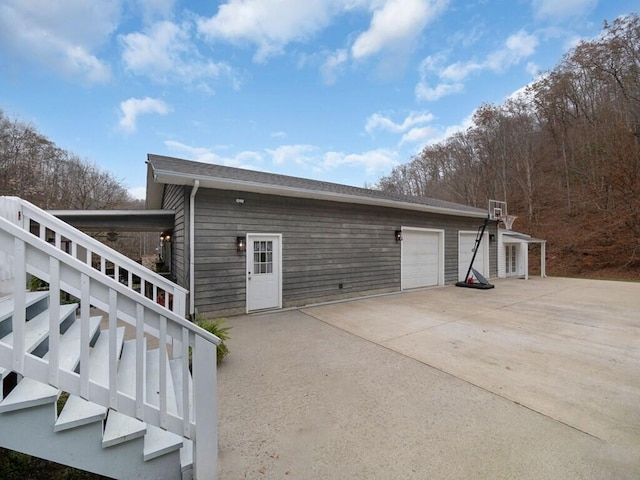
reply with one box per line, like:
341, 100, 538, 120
0, 201, 218, 479
0, 197, 187, 317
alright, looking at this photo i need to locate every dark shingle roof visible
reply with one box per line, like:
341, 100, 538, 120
147, 154, 486, 217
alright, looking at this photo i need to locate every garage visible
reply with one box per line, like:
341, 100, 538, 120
458, 231, 489, 281
401, 228, 444, 290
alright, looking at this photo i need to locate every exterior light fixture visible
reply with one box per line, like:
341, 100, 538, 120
236, 198, 245, 204
489, 234, 496, 242
236, 236, 246, 253
395, 230, 403, 242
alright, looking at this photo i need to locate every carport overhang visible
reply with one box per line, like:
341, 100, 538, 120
47, 209, 175, 233
501, 230, 546, 279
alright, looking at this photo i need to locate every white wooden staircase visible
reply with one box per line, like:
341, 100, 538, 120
0, 197, 219, 479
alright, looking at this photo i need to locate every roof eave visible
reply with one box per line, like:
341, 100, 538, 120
146, 159, 164, 209
152, 169, 487, 219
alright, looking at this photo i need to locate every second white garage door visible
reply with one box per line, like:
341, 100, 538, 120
458, 231, 489, 282
401, 228, 443, 290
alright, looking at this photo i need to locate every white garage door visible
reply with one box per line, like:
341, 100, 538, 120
458, 232, 489, 282
402, 229, 441, 290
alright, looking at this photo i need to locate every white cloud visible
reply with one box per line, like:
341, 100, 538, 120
135, 0, 175, 22
526, 61, 540, 77
267, 145, 318, 166
118, 97, 170, 133
485, 30, 538, 72
321, 149, 398, 175
532, 0, 596, 21
197, 0, 335, 62
365, 111, 435, 135
271, 131, 287, 139
415, 29, 538, 101
351, 0, 448, 60
164, 140, 265, 169
400, 126, 438, 144
0, 0, 117, 83
120, 21, 235, 89
321, 49, 349, 85
415, 81, 463, 101
439, 61, 481, 82
197, 0, 448, 67
423, 111, 475, 146
165, 139, 397, 179
128, 186, 147, 200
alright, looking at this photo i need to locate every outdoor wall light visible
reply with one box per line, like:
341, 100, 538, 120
395, 230, 403, 242
489, 234, 496, 242
236, 236, 246, 253
235, 198, 245, 204
160, 232, 171, 242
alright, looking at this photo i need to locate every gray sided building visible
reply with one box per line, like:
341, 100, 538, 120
146, 154, 497, 318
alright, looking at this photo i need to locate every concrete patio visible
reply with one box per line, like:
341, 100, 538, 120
217, 277, 640, 479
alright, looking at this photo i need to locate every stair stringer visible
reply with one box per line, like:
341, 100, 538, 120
0, 401, 181, 480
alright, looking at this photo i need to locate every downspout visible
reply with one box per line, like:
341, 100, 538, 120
189, 180, 200, 317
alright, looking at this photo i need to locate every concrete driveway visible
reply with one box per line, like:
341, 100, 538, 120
217, 277, 640, 479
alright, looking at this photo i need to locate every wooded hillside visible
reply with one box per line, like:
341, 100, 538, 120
0, 111, 134, 210
377, 15, 640, 278
0, 111, 157, 260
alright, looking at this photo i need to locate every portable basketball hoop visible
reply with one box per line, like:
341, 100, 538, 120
488, 200, 516, 230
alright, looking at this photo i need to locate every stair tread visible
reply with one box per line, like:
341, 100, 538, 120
54, 394, 107, 432
0, 303, 78, 380
0, 291, 49, 323
146, 349, 178, 416
144, 424, 183, 461
0, 303, 77, 352
169, 358, 193, 422
102, 409, 147, 448
89, 326, 125, 387
0, 377, 58, 413
56, 316, 103, 372
118, 338, 144, 397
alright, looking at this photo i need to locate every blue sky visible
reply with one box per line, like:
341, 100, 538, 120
0, 0, 636, 200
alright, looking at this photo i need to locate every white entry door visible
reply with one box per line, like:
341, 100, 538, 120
505, 244, 517, 277
247, 234, 282, 312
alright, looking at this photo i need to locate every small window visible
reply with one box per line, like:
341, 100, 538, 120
253, 240, 274, 275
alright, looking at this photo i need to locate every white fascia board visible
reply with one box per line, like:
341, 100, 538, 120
152, 170, 487, 219
47, 209, 174, 217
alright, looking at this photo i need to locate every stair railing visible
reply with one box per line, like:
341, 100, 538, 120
0, 213, 219, 479
0, 196, 187, 318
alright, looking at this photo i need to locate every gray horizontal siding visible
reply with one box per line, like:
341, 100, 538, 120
161, 184, 187, 289
191, 188, 496, 317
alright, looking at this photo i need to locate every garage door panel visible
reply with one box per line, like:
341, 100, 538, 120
402, 230, 440, 290
458, 232, 488, 282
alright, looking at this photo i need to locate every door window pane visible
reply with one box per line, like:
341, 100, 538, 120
253, 240, 273, 275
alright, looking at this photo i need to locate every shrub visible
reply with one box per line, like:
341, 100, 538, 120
193, 315, 231, 365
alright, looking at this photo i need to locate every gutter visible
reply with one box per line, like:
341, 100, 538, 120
189, 180, 200, 317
